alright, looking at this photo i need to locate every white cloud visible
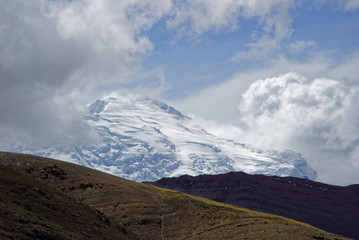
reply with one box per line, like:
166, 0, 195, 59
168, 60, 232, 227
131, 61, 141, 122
231, 0, 293, 61
175, 56, 332, 124
186, 114, 245, 142
311, 0, 359, 11
167, 0, 242, 36
51, 0, 172, 81
177, 55, 359, 185
236, 72, 359, 184
167, 0, 293, 40
232, 36, 280, 62
177, 53, 359, 122
345, 0, 359, 10
238, 72, 358, 150
287, 40, 317, 55
166, 0, 295, 62
0, 0, 172, 148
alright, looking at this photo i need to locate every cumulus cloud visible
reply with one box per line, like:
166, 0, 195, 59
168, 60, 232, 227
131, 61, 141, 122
239, 73, 356, 148
0, 0, 172, 148
177, 51, 359, 185
236, 72, 359, 184
177, 52, 359, 124
49, 0, 172, 83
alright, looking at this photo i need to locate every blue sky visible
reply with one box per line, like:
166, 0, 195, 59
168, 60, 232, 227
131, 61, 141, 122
138, 2, 359, 99
1, 0, 359, 185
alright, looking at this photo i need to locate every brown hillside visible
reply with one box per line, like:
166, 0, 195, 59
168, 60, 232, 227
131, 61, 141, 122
149, 172, 359, 239
0, 152, 350, 240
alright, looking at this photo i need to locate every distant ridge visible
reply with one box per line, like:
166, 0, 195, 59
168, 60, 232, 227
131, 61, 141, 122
149, 171, 359, 239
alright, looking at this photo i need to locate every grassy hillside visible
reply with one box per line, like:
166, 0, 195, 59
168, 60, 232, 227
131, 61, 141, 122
0, 152, 350, 239
149, 171, 359, 239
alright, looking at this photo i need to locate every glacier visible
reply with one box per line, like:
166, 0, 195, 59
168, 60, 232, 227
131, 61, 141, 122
11, 95, 317, 182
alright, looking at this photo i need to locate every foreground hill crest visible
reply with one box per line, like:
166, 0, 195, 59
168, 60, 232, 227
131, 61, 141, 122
0, 152, 348, 240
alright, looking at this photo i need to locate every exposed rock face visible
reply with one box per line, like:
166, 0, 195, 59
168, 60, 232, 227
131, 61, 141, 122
149, 171, 359, 239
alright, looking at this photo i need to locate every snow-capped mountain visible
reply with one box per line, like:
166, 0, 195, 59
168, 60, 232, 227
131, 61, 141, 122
17, 96, 317, 182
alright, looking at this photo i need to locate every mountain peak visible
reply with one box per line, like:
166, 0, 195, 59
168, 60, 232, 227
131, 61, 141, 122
148, 99, 188, 119
12, 95, 317, 182
90, 96, 187, 119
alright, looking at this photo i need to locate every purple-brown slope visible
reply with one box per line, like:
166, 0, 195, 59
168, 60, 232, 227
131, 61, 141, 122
149, 172, 359, 239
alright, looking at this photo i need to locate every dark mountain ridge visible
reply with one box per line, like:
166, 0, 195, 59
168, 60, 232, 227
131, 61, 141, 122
148, 171, 359, 239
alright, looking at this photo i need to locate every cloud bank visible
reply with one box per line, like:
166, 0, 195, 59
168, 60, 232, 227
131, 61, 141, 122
192, 72, 359, 185
238, 73, 359, 184
0, 0, 172, 148
239, 72, 359, 150
0, 0, 299, 148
